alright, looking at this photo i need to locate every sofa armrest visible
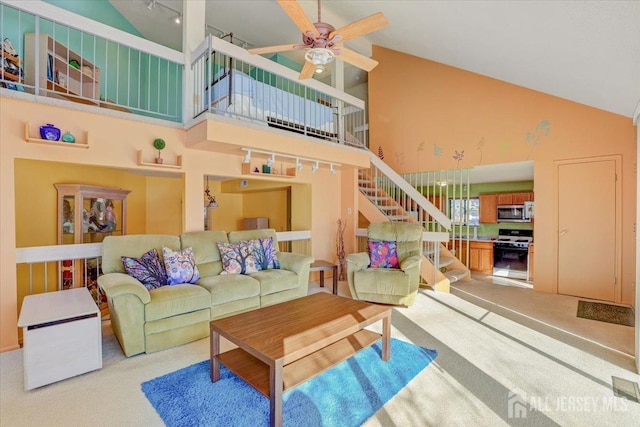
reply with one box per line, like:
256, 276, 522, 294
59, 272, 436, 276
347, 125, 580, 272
97, 273, 151, 304
399, 255, 422, 272
346, 252, 370, 271
277, 252, 314, 275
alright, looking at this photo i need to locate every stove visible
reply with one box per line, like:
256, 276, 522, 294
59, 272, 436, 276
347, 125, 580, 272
493, 229, 533, 280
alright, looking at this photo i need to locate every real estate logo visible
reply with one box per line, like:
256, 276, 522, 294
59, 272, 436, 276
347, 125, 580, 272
508, 389, 528, 419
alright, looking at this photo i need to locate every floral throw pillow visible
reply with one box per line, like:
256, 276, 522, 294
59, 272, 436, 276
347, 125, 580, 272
121, 248, 167, 290
162, 246, 200, 285
217, 241, 259, 275
250, 237, 280, 271
368, 240, 399, 268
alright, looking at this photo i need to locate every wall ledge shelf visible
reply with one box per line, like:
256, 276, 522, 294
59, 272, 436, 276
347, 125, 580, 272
24, 123, 89, 148
241, 163, 296, 178
137, 150, 182, 169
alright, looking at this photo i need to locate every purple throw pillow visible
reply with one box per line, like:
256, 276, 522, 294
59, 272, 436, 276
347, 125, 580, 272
122, 248, 167, 290
368, 240, 399, 268
250, 237, 280, 271
162, 246, 200, 285
217, 241, 259, 275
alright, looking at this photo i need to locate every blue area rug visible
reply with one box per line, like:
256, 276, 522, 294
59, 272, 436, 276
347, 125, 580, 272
141, 338, 437, 427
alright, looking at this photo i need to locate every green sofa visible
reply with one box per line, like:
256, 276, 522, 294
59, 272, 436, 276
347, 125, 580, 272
98, 229, 313, 357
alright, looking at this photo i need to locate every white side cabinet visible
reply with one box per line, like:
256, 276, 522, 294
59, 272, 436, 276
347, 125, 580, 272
18, 288, 102, 390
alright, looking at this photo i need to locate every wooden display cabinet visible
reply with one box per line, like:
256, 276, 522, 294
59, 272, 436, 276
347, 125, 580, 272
55, 184, 130, 304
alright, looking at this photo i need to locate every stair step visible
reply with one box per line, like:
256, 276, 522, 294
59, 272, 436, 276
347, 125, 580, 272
438, 256, 457, 269
358, 179, 371, 185
443, 268, 470, 284
367, 195, 391, 201
377, 205, 400, 211
359, 187, 378, 193
387, 215, 412, 221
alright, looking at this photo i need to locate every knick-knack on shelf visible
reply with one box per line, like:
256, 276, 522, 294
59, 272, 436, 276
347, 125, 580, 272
61, 131, 75, 143
153, 138, 166, 164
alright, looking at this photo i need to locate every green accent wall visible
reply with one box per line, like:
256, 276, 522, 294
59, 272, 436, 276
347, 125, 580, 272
42, 0, 143, 36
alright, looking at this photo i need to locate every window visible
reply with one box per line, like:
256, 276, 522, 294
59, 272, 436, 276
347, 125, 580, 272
449, 198, 479, 226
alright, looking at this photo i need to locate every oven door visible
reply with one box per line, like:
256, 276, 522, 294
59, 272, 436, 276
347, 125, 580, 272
493, 244, 529, 280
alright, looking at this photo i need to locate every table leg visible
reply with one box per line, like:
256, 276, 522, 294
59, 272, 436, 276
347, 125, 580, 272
382, 313, 391, 361
210, 326, 220, 382
332, 265, 338, 295
269, 361, 284, 427
319, 270, 325, 287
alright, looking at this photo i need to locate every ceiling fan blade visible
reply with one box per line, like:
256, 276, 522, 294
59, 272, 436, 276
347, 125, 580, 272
248, 44, 298, 55
338, 47, 379, 72
277, 0, 318, 38
299, 61, 316, 80
329, 12, 388, 42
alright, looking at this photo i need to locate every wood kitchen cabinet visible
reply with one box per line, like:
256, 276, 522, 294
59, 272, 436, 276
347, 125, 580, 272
469, 241, 494, 273
479, 194, 497, 223
513, 192, 534, 203
496, 194, 513, 205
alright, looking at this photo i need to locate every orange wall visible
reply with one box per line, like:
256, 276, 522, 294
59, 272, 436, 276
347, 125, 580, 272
0, 95, 362, 352
369, 45, 636, 304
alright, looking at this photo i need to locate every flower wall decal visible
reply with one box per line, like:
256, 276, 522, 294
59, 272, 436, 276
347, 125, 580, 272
476, 137, 485, 165
453, 150, 465, 168
525, 119, 551, 159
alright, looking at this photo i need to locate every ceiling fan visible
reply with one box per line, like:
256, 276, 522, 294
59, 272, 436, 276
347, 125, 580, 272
248, 0, 388, 79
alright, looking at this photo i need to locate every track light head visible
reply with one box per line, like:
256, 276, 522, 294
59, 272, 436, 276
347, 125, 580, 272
267, 154, 275, 167
311, 161, 319, 173
174, 14, 182, 24
147, 1, 156, 10
296, 158, 304, 171
330, 164, 336, 175
243, 150, 251, 164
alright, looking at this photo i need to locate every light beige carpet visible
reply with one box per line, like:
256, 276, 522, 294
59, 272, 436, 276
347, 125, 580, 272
1, 279, 638, 426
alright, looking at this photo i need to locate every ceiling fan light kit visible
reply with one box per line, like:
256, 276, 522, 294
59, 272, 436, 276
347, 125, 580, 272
248, 0, 388, 79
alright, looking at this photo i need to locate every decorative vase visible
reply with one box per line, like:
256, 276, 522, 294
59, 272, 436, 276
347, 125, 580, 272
61, 131, 75, 143
39, 123, 61, 141
262, 164, 271, 174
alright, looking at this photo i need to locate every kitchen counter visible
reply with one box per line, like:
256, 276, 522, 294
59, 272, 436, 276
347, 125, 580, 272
450, 236, 497, 242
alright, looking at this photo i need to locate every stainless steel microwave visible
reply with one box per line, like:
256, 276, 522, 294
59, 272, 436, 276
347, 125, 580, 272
497, 204, 532, 223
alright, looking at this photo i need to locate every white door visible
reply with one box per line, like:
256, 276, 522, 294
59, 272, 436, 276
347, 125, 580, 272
557, 159, 617, 301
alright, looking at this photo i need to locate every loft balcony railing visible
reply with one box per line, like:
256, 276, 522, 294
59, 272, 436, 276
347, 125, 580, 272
191, 34, 368, 148
0, 1, 183, 122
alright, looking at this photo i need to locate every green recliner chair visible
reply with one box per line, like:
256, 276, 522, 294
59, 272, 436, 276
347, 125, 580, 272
346, 222, 424, 307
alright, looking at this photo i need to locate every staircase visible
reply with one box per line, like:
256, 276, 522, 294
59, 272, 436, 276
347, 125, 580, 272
357, 153, 471, 291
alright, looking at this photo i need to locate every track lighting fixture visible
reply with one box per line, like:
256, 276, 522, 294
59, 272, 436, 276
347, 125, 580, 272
174, 14, 182, 24
147, 1, 156, 11
240, 148, 340, 174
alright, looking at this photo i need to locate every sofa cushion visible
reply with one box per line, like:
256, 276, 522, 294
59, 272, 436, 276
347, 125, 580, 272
353, 268, 411, 296
248, 269, 298, 296
217, 241, 259, 274
196, 274, 260, 305
179, 231, 228, 278
122, 249, 167, 290
162, 246, 200, 285
145, 284, 211, 322
103, 234, 181, 274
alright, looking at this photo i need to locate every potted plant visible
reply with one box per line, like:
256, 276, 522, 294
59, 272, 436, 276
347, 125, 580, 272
153, 138, 166, 164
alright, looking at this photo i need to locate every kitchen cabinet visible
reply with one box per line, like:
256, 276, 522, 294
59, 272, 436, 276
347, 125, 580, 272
513, 192, 534, 203
496, 194, 513, 205
469, 241, 494, 273
479, 194, 497, 223
448, 240, 468, 265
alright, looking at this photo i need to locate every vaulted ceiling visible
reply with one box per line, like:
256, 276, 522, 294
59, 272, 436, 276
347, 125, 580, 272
110, 0, 640, 119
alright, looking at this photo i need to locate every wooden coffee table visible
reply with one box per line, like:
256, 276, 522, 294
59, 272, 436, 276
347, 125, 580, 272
210, 293, 392, 427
